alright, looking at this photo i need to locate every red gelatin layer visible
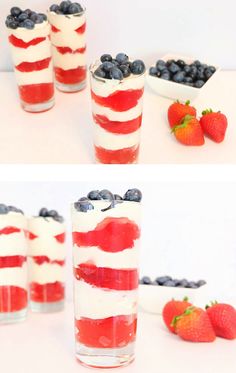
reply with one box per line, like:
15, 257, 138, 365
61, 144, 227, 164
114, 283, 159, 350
15, 57, 51, 73
30, 282, 64, 303
0, 256, 26, 269
54, 66, 86, 85
19, 83, 54, 104
91, 88, 144, 112
55, 233, 66, 243
75, 23, 86, 34
73, 217, 140, 253
93, 114, 142, 134
0, 286, 27, 312
51, 25, 60, 33
56, 46, 86, 54
95, 144, 139, 164
75, 314, 137, 348
31, 256, 65, 266
9, 34, 46, 48
0, 226, 21, 235
74, 263, 138, 290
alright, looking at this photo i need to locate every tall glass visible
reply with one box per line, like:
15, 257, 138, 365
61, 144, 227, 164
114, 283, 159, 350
0, 211, 28, 324
90, 65, 145, 164
27, 216, 66, 312
7, 21, 55, 113
71, 200, 141, 368
48, 7, 87, 92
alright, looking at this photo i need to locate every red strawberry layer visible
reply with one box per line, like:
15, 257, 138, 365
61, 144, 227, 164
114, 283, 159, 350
0, 226, 21, 235
31, 256, 65, 266
91, 89, 144, 112
19, 83, 54, 104
73, 217, 140, 253
93, 114, 142, 134
56, 46, 86, 54
75, 23, 86, 34
27, 232, 65, 243
30, 281, 64, 303
15, 57, 51, 73
75, 314, 137, 348
51, 25, 60, 33
74, 263, 138, 291
95, 144, 139, 164
0, 286, 27, 312
9, 34, 47, 48
54, 66, 86, 85
0, 256, 26, 268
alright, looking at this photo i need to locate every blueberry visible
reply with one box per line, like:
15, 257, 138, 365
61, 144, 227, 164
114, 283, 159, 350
197, 280, 206, 287
183, 65, 191, 74
94, 67, 106, 79
48, 210, 58, 218
114, 194, 123, 200
68, 3, 83, 14
101, 61, 114, 72
149, 66, 158, 76
209, 66, 216, 73
172, 279, 181, 286
35, 14, 46, 24
160, 72, 171, 80
176, 59, 185, 68
193, 60, 201, 67
130, 60, 145, 75
178, 279, 189, 288
110, 67, 123, 80
187, 281, 198, 289
22, 19, 35, 29
87, 190, 102, 200
166, 59, 175, 67
50, 4, 60, 12
194, 80, 205, 88
112, 59, 119, 66
173, 71, 186, 83
10, 7, 22, 17
54, 215, 64, 223
184, 76, 193, 84
116, 53, 129, 65
74, 198, 94, 213
24, 9, 32, 16
140, 276, 152, 285
204, 68, 213, 80
99, 190, 114, 200
197, 67, 205, 80
8, 206, 23, 214
155, 276, 172, 285
38, 13, 47, 21
0, 204, 9, 214
168, 62, 180, 74
100, 54, 112, 63
123, 188, 142, 202
39, 208, 48, 217
164, 280, 176, 287
60, 1, 70, 13
155, 60, 166, 72
119, 64, 131, 78
6, 19, 18, 29
18, 12, 28, 22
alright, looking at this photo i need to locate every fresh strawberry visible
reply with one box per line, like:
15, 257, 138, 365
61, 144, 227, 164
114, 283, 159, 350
172, 115, 205, 146
206, 302, 236, 340
162, 298, 192, 334
173, 306, 216, 342
168, 100, 197, 128
200, 109, 228, 143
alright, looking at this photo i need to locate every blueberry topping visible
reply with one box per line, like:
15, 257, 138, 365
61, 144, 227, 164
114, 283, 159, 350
163, 280, 176, 287
130, 60, 145, 75
110, 67, 123, 80
18, 12, 28, 22
50, 4, 60, 12
116, 53, 129, 65
140, 276, 152, 285
186, 281, 198, 289
178, 279, 189, 288
100, 54, 113, 63
74, 198, 94, 213
119, 65, 131, 78
10, 7, 22, 17
39, 208, 48, 217
149, 66, 158, 76
6, 7, 47, 30
114, 194, 123, 201
6, 20, 19, 29
101, 61, 114, 72
99, 189, 114, 200
87, 190, 102, 200
123, 188, 142, 202
68, 3, 83, 14
197, 280, 207, 287
39, 207, 64, 222
8, 206, 24, 214
0, 204, 9, 214
156, 60, 166, 72
22, 19, 35, 29
60, 1, 70, 13
48, 210, 58, 218
35, 14, 46, 24
155, 276, 172, 285
94, 68, 106, 79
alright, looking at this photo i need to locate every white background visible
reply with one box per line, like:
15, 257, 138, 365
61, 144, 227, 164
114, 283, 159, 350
1, 167, 236, 304
0, 0, 235, 71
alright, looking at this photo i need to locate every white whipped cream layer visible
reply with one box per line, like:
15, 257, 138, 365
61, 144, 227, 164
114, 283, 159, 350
71, 200, 141, 233
11, 39, 52, 66
0, 212, 28, 256
0, 263, 27, 288
0, 212, 27, 231
92, 99, 143, 121
28, 258, 65, 284
27, 217, 66, 261
94, 124, 140, 151
15, 61, 54, 85
48, 11, 86, 31
8, 21, 50, 43
73, 245, 139, 270
52, 45, 86, 69
74, 280, 138, 319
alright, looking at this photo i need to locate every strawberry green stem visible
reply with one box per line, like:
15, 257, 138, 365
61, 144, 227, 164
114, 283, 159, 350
171, 115, 195, 133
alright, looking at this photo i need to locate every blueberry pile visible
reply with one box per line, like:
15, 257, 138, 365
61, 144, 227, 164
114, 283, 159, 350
0, 204, 23, 215
94, 53, 146, 80
50, 1, 83, 15
149, 59, 216, 88
140, 275, 206, 289
74, 188, 142, 213
39, 208, 64, 223
5, 7, 47, 30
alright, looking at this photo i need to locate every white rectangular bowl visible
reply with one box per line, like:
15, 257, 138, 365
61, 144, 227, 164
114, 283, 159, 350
139, 283, 209, 315
146, 54, 220, 101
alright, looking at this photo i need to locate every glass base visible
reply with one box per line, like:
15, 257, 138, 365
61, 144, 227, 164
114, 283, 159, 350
21, 97, 55, 113
0, 308, 27, 325
56, 80, 86, 93
30, 300, 64, 313
76, 342, 135, 369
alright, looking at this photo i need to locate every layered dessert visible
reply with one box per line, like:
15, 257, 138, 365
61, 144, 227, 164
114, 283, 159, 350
71, 188, 142, 368
6, 7, 55, 112
90, 53, 146, 164
48, 1, 87, 92
0, 205, 28, 324
27, 208, 66, 312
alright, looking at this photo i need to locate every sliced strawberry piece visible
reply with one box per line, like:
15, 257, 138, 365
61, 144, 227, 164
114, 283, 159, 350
93, 114, 142, 134
95, 144, 139, 164
9, 34, 46, 48
51, 25, 60, 33
15, 57, 51, 73
0, 226, 21, 235
91, 88, 144, 112
75, 23, 86, 34
56, 46, 86, 54
55, 233, 66, 243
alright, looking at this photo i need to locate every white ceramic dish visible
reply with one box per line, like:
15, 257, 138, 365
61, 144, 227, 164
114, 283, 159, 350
146, 54, 220, 101
139, 283, 209, 315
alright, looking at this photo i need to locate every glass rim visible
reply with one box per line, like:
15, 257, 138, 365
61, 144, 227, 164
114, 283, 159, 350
47, 7, 86, 17
71, 200, 141, 206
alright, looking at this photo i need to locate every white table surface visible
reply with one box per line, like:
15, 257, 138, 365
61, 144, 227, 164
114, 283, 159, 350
1, 302, 235, 373
0, 71, 235, 164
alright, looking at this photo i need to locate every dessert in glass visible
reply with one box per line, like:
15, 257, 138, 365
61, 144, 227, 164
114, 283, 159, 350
71, 188, 142, 368
6, 7, 55, 113
0, 205, 28, 324
48, 1, 87, 92
90, 53, 146, 164
27, 208, 66, 313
